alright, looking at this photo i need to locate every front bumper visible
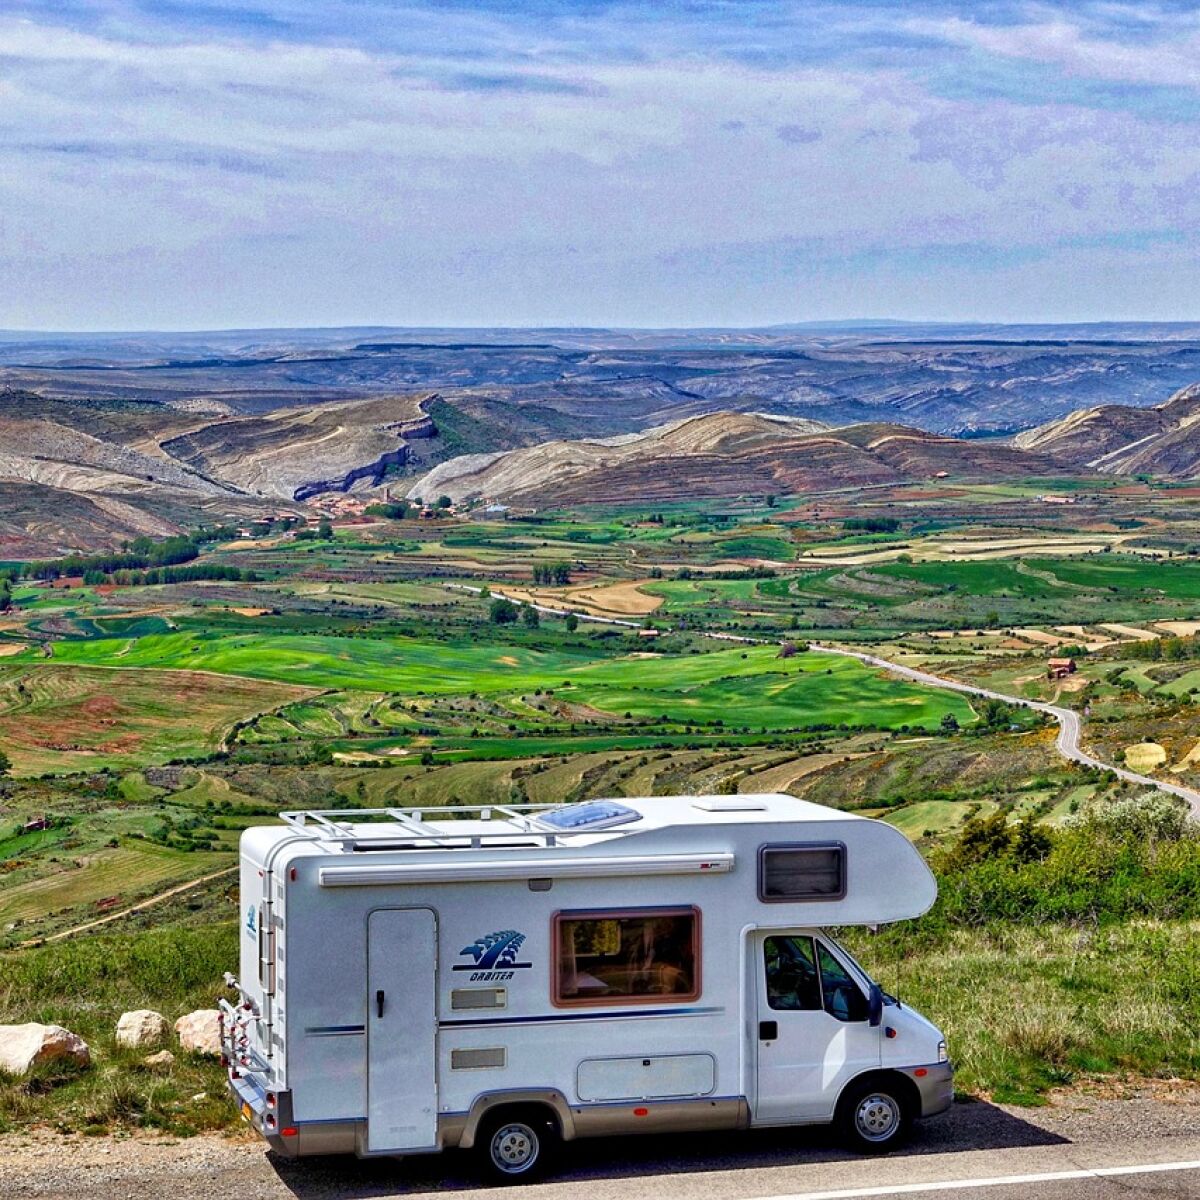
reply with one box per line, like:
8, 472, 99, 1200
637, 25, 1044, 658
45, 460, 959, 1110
908, 1061, 954, 1117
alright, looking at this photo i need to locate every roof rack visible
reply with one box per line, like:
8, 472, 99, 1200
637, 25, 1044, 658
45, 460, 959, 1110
277, 802, 639, 852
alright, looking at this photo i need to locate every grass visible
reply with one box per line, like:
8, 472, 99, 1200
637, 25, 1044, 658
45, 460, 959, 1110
0, 924, 236, 1135
854, 920, 1200, 1104
883, 800, 989, 838
0, 664, 314, 776
0, 843, 223, 927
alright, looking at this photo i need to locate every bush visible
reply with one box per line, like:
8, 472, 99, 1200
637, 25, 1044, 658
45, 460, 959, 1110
929, 793, 1200, 928
489, 598, 518, 625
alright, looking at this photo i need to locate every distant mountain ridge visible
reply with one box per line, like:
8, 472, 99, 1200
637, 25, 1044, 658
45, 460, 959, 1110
5, 326, 1200, 434
1014, 383, 1200, 478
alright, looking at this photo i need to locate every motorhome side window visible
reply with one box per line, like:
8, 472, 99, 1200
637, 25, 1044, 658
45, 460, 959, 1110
764, 936, 869, 1022
554, 908, 700, 1005
759, 843, 845, 901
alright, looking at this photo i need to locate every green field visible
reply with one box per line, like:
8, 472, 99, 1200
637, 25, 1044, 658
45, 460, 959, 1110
30, 637, 973, 733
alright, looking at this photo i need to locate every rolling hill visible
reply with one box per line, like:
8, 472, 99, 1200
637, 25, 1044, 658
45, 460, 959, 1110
409, 411, 1067, 505
0, 388, 441, 552
1014, 383, 1200, 478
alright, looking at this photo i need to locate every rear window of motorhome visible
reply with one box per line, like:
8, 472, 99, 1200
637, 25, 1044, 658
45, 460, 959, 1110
539, 800, 641, 831
554, 908, 700, 1006
759, 843, 846, 901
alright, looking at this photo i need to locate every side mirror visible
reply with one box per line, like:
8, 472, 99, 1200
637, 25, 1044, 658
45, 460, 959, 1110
868, 983, 884, 1028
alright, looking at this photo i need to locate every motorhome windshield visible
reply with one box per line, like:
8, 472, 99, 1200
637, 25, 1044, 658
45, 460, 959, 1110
822, 935, 875, 991
538, 800, 642, 831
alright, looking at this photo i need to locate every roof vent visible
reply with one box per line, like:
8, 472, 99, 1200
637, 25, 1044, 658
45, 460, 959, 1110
692, 798, 768, 812
538, 800, 641, 831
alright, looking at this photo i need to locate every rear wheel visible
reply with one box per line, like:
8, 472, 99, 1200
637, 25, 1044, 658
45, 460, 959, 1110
477, 1109, 559, 1183
836, 1077, 913, 1154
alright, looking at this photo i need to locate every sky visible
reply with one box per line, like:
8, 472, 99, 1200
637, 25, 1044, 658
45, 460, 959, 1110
1, 1, 1198, 329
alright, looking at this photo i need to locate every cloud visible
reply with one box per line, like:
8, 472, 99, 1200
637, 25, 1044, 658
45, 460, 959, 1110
0, 3, 1197, 327
907, 10, 1200, 89
776, 124, 822, 145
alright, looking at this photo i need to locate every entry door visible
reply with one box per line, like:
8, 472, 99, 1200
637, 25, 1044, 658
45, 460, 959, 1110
367, 908, 438, 1153
753, 933, 880, 1124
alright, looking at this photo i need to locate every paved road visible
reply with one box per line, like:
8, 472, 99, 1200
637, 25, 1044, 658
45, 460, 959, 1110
816, 644, 1200, 818
6, 1092, 1200, 1200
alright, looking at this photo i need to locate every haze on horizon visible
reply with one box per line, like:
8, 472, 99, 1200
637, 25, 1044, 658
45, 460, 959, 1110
2, 1, 1198, 332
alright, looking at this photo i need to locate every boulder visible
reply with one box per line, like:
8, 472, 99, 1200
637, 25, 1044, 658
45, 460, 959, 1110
144, 1050, 175, 1068
116, 1009, 168, 1050
0, 1023, 91, 1076
174, 1010, 221, 1057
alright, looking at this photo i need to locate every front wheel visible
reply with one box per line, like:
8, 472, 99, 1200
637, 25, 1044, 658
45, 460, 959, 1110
477, 1110, 560, 1183
836, 1078, 912, 1154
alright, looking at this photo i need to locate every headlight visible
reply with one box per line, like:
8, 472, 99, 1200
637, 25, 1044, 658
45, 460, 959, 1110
937, 1039, 948, 1063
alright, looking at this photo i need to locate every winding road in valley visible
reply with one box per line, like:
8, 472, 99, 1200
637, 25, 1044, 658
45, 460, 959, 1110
447, 583, 1200, 817
816, 644, 1200, 818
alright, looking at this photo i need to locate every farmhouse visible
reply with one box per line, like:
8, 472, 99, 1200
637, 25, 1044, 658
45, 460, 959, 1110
1047, 656, 1077, 680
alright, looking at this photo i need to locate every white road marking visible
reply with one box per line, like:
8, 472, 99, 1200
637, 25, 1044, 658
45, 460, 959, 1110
751, 1159, 1200, 1199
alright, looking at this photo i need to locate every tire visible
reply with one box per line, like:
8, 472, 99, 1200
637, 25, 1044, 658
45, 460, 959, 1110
476, 1109, 560, 1183
836, 1076, 913, 1154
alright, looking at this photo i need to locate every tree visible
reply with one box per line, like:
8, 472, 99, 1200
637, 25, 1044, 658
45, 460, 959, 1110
939, 810, 1012, 870
317, 518, 333, 539
0, 578, 11, 613
940, 712, 960, 733
521, 604, 540, 628
437, 495, 453, 509
1011, 816, 1053, 863
0, 748, 10, 777
564, 613, 579, 632
489, 597, 519, 625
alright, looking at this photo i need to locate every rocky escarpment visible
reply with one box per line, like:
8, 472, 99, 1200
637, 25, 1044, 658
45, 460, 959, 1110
292, 446, 411, 500
1015, 383, 1200, 477
158, 392, 439, 500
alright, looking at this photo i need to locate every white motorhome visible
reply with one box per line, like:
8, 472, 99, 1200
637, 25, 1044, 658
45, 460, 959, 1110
222, 794, 952, 1181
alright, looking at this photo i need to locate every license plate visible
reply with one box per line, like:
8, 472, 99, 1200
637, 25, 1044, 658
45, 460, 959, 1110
241, 1102, 252, 1121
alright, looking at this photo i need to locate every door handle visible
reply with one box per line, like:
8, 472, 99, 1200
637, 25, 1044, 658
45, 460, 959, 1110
376, 989, 385, 1019
759, 1020, 778, 1041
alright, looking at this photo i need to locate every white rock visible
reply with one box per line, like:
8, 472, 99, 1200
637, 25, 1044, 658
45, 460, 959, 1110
0, 1023, 91, 1076
144, 1049, 175, 1067
174, 1010, 222, 1057
116, 1009, 168, 1050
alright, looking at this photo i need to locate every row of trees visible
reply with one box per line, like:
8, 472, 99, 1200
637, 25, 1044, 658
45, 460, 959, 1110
80, 564, 259, 587
24, 534, 201, 581
531, 561, 572, 586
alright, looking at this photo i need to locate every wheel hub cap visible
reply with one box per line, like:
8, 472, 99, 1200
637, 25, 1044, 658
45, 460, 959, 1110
856, 1094, 900, 1142
493, 1124, 536, 1170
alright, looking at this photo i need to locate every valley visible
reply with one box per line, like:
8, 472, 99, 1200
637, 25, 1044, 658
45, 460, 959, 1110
3, 331, 1200, 1143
